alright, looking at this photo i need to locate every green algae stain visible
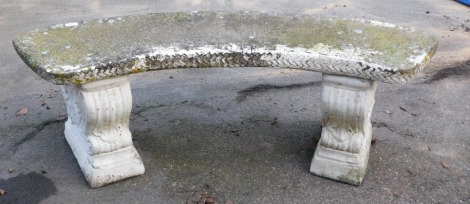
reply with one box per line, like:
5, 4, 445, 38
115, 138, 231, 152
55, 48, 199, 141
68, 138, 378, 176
337, 168, 366, 186
13, 12, 438, 84
278, 19, 436, 66
338, 175, 361, 186
279, 19, 350, 49
170, 12, 192, 22
29, 24, 113, 66
22, 12, 207, 69
73, 79, 82, 84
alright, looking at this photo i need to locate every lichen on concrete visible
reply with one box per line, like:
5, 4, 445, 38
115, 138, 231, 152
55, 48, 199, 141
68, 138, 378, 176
12, 11, 438, 85
338, 175, 362, 186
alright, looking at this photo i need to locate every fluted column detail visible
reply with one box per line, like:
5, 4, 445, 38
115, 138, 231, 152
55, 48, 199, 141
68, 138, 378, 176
61, 76, 144, 188
310, 74, 377, 185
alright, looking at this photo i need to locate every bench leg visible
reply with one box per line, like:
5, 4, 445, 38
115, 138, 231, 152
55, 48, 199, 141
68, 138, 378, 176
61, 76, 145, 188
310, 74, 377, 185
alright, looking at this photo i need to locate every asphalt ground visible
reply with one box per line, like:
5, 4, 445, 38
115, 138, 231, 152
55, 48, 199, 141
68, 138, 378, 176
0, 0, 469, 203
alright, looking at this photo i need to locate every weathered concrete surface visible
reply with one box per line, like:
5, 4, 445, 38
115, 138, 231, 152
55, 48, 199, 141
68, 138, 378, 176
0, 0, 469, 203
13, 11, 437, 84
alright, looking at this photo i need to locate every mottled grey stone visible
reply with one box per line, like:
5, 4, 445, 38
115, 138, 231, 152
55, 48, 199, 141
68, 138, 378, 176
13, 11, 437, 84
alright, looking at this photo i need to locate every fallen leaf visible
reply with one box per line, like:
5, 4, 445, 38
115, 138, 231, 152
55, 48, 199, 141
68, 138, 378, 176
16, 108, 28, 116
205, 197, 215, 204
57, 114, 67, 121
0, 189, 5, 195
441, 161, 450, 170
271, 117, 278, 125
371, 137, 377, 145
198, 197, 207, 204
405, 131, 414, 137
188, 197, 198, 204
188, 191, 204, 204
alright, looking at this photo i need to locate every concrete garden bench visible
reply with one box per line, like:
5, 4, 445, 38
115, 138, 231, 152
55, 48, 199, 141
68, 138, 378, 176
13, 11, 437, 188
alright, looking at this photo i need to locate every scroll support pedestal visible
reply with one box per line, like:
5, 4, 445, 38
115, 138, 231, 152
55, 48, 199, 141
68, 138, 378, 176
310, 74, 377, 185
61, 76, 145, 188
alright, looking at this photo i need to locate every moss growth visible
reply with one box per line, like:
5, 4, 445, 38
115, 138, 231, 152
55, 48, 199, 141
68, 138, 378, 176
338, 175, 361, 185
13, 11, 437, 84
170, 12, 192, 22
279, 19, 350, 49
337, 168, 366, 186
131, 68, 142, 73
278, 19, 435, 66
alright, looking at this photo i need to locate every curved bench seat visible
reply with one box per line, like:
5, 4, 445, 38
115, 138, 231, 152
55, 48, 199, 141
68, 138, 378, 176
12, 11, 438, 188
14, 11, 437, 85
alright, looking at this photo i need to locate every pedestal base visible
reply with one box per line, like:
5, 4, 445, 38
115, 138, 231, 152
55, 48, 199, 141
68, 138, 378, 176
310, 141, 370, 185
65, 121, 145, 188
61, 76, 145, 188
310, 74, 377, 185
